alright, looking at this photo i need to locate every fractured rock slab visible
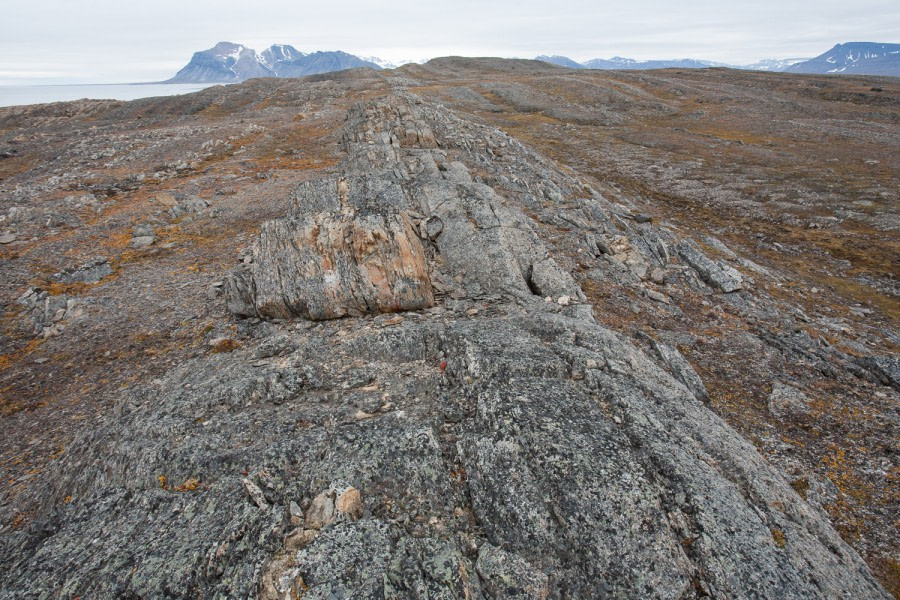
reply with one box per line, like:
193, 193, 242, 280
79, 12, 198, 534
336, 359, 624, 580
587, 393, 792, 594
677, 239, 743, 293
230, 210, 434, 320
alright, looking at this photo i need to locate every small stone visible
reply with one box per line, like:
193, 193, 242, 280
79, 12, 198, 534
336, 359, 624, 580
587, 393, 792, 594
284, 528, 318, 551
645, 289, 670, 304
768, 383, 810, 420
557, 295, 571, 306
336, 487, 364, 520
156, 193, 178, 207
305, 491, 335, 529
242, 478, 269, 511
132, 224, 155, 238
424, 216, 443, 240
0, 232, 16, 244
129, 235, 156, 249
466, 308, 479, 316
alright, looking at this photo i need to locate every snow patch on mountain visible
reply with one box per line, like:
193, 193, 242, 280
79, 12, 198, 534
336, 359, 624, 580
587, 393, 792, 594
359, 56, 427, 69
740, 58, 809, 72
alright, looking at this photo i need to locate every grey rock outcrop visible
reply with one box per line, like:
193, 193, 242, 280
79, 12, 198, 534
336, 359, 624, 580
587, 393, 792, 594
768, 382, 812, 420
857, 355, 900, 391
226, 98, 584, 320
16, 287, 81, 337
649, 337, 710, 401
50, 258, 111, 285
0, 92, 890, 600
677, 239, 743, 293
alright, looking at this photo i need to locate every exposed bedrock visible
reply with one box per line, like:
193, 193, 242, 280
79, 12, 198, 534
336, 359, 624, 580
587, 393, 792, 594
1, 312, 888, 598
0, 92, 890, 599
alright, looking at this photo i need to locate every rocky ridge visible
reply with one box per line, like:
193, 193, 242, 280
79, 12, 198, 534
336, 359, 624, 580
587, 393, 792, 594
0, 81, 893, 597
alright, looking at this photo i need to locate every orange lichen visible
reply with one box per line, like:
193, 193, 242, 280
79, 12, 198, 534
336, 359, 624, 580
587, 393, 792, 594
211, 339, 240, 354
772, 529, 786, 549
173, 478, 200, 492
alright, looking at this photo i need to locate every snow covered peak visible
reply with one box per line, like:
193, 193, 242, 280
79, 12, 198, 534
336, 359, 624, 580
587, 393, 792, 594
262, 44, 308, 67
168, 42, 385, 83
787, 42, 900, 76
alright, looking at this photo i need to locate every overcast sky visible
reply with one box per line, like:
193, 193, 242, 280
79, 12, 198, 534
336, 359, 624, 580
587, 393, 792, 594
2, 0, 898, 84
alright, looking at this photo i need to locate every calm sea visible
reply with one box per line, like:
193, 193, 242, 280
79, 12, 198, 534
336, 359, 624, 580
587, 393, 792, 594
0, 83, 222, 108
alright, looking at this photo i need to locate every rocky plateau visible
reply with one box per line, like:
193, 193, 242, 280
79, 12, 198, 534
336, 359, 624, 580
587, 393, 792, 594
0, 59, 897, 598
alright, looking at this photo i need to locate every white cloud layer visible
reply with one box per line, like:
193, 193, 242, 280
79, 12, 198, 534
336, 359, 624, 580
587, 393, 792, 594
1, 0, 898, 84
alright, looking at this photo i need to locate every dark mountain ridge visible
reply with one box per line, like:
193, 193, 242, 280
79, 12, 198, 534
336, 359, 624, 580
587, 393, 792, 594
787, 42, 900, 76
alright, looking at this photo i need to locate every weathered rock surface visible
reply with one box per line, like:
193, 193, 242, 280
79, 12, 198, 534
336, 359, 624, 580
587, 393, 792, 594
768, 382, 811, 420
50, 257, 112, 285
0, 306, 889, 598
229, 209, 434, 320
677, 239, 743, 293
16, 287, 81, 337
858, 355, 900, 391
649, 337, 710, 401
0, 78, 893, 599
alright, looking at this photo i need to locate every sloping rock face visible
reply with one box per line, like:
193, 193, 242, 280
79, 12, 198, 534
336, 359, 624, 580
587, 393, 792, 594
0, 92, 890, 599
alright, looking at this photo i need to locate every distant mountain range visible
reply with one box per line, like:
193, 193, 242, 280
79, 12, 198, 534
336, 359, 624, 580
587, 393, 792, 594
741, 58, 809, 72
165, 41, 900, 84
536, 42, 900, 76
358, 56, 428, 70
166, 42, 387, 83
537, 55, 730, 70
